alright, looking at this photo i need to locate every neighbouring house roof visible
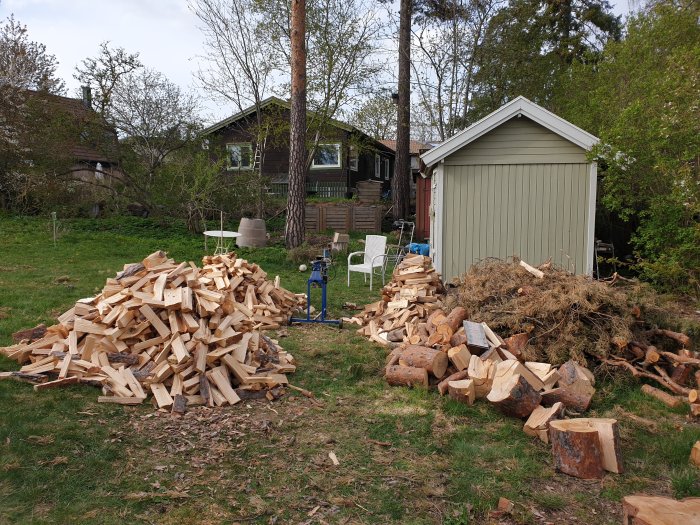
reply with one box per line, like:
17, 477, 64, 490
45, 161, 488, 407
202, 96, 396, 156
379, 139, 433, 156
202, 96, 356, 135
26, 90, 117, 164
421, 96, 599, 167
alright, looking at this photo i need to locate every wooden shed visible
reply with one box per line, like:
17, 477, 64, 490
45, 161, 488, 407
421, 97, 599, 282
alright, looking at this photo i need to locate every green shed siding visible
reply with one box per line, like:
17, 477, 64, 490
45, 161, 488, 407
442, 163, 591, 280
444, 117, 587, 165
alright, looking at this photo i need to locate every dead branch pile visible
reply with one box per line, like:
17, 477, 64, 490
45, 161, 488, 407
451, 258, 699, 413
347, 254, 445, 345
452, 259, 639, 365
0, 251, 305, 412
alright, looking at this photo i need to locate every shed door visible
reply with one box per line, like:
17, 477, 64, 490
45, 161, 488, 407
442, 163, 591, 280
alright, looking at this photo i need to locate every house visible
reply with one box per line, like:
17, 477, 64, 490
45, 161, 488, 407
379, 139, 433, 240
25, 88, 121, 183
202, 97, 395, 198
421, 96, 599, 281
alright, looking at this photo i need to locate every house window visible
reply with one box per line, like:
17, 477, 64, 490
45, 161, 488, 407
375, 154, 381, 178
383, 158, 390, 180
349, 146, 358, 171
226, 143, 252, 170
312, 143, 341, 168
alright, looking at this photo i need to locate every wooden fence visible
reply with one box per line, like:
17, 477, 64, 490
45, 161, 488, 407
269, 181, 348, 198
305, 204, 384, 233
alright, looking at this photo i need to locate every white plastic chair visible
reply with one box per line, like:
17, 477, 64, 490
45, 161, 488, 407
347, 235, 388, 290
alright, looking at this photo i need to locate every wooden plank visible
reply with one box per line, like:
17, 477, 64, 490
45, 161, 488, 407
150, 383, 174, 408
208, 366, 241, 405
139, 304, 170, 338
33, 377, 79, 391
98, 396, 144, 405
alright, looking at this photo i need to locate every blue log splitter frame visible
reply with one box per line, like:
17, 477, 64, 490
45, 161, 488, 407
290, 257, 341, 326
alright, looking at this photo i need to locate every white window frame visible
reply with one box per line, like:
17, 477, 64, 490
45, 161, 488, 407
311, 143, 342, 169
383, 158, 390, 180
349, 146, 359, 172
226, 142, 253, 171
375, 154, 381, 178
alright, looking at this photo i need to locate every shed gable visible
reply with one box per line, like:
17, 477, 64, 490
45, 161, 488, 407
445, 116, 587, 166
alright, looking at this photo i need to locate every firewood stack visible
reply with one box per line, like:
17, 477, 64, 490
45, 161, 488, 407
0, 251, 305, 412
347, 254, 445, 346
380, 313, 624, 479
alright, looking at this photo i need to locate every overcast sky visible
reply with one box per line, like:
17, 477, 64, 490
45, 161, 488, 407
2, 0, 633, 124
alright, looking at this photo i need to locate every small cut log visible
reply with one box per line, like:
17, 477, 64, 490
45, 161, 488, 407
385, 365, 429, 388
399, 345, 448, 379
438, 369, 469, 396
641, 384, 684, 409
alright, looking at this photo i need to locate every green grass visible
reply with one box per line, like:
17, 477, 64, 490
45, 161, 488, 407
1, 216, 699, 524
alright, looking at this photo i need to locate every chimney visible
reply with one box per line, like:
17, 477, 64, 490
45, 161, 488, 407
81, 86, 92, 109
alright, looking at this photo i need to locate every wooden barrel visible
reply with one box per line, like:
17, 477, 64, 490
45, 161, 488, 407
236, 218, 267, 248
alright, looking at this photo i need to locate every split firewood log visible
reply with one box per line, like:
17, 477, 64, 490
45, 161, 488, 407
487, 373, 541, 418
468, 355, 495, 399
622, 495, 700, 525
691, 441, 700, 468
450, 327, 467, 347
448, 379, 475, 405
438, 369, 469, 395
523, 403, 564, 443
399, 345, 448, 378
385, 365, 429, 388
503, 333, 528, 361
447, 344, 471, 371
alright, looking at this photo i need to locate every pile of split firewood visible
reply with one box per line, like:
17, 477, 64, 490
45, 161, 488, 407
346, 254, 444, 345
383, 309, 623, 479
1, 251, 305, 413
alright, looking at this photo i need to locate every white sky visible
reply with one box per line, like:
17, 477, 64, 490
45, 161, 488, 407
1, 0, 633, 125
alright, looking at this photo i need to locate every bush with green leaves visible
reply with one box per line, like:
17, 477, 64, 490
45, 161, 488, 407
556, 1, 700, 299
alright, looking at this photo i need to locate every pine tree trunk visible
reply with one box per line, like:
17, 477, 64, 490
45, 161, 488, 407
392, 0, 411, 221
285, 0, 306, 248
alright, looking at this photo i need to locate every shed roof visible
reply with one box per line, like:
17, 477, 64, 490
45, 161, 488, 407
421, 96, 598, 167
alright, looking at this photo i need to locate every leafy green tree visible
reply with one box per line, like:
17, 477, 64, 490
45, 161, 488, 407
469, 0, 620, 121
557, 1, 700, 297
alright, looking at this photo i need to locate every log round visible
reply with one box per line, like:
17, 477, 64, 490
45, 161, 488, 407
441, 306, 468, 333
385, 365, 429, 388
487, 374, 541, 418
448, 379, 475, 405
549, 420, 604, 479
426, 309, 446, 335
450, 328, 467, 347
401, 345, 449, 378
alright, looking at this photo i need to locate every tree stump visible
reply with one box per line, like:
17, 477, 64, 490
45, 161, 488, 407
399, 345, 448, 378
385, 365, 428, 388
548, 418, 623, 479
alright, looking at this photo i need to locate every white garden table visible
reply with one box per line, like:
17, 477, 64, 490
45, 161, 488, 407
203, 230, 241, 255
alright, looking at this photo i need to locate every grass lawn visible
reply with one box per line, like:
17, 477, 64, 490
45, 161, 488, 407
1, 215, 699, 524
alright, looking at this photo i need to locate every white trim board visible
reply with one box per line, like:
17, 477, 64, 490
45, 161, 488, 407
586, 162, 598, 276
421, 96, 599, 167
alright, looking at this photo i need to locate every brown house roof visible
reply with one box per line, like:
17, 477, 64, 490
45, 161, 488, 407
25, 90, 117, 164
378, 140, 433, 156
